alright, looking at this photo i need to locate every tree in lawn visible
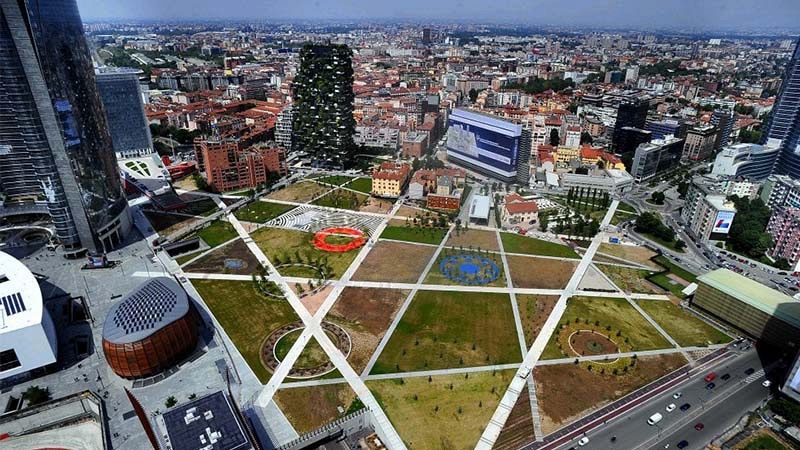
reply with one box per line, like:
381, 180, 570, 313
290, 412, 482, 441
650, 191, 666, 205
549, 129, 560, 146
567, 187, 574, 205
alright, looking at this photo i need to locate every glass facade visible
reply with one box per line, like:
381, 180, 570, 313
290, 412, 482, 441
95, 67, 153, 157
0, 0, 129, 252
765, 39, 800, 178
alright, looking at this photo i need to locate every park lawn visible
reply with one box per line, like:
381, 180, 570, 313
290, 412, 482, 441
316, 175, 355, 186
740, 432, 792, 450
542, 296, 671, 359
649, 273, 689, 298
234, 200, 295, 223
326, 288, 409, 374
535, 354, 686, 434
517, 295, 559, 347
380, 225, 448, 246
500, 232, 579, 259
251, 227, 359, 278
175, 250, 203, 266
653, 255, 697, 283
266, 181, 331, 203
143, 211, 201, 234
180, 197, 220, 216
273, 383, 360, 434
446, 228, 500, 252
506, 255, 576, 289
423, 251, 506, 288
352, 241, 436, 283
636, 300, 731, 347
274, 331, 333, 370
192, 279, 299, 383
183, 239, 260, 275
368, 370, 515, 450
195, 220, 239, 248
597, 243, 661, 270
348, 177, 373, 194
596, 264, 661, 294
618, 201, 637, 213
371, 291, 521, 373
639, 230, 686, 253
311, 189, 368, 211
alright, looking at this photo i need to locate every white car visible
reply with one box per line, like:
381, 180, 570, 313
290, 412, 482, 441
672, 392, 682, 399
763, 380, 772, 387
666, 403, 676, 412
578, 437, 590, 446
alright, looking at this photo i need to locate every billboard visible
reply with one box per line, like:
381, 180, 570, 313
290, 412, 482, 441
446, 109, 522, 181
711, 211, 735, 234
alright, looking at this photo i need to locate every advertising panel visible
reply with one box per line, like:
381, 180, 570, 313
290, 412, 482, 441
446, 115, 520, 177
711, 211, 735, 234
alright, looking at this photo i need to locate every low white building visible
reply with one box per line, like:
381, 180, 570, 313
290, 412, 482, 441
0, 252, 57, 380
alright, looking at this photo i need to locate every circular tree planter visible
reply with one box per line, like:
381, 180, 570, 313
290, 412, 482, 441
261, 321, 351, 379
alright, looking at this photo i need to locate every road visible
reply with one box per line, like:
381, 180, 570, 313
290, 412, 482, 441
550, 349, 771, 450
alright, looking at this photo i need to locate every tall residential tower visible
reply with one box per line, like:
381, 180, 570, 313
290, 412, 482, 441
0, 0, 129, 253
763, 38, 800, 178
291, 43, 356, 168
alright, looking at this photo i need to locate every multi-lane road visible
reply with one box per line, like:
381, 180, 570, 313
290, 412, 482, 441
552, 349, 774, 450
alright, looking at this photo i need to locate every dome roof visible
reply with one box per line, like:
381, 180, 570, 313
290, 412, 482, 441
0, 252, 43, 333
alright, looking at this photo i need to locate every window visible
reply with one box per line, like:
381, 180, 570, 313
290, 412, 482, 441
0, 349, 21, 372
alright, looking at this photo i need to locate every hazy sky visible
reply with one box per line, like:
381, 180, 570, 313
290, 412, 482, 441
77, 0, 800, 31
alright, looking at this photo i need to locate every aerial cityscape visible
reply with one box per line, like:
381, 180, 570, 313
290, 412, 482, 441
3, 1, 800, 449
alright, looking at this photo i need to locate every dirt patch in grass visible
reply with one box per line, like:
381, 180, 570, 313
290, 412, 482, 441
598, 243, 661, 270
371, 290, 520, 373
396, 204, 428, 219
192, 280, 299, 383
368, 370, 515, 450
636, 300, 731, 347
273, 383, 359, 434
597, 264, 660, 294
183, 239, 259, 274
251, 227, 359, 279
535, 354, 687, 434
507, 255, 576, 289
326, 288, 408, 374
494, 383, 535, 450
298, 284, 335, 316
359, 196, 394, 214
353, 241, 436, 283
446, 229, 500, 252
542, 297, 671, 359
267, 181, 331, 203
517, 295, 559, 347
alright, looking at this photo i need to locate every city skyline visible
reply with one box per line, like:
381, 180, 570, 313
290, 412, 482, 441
77, 0, 800, 31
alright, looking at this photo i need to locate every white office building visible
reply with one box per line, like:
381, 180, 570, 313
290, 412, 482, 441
0, 252, 57, 380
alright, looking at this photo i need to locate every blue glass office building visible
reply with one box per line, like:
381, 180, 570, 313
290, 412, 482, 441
764, 38, 800, 178
446, 108, 530, 183
0, 0, 130, 253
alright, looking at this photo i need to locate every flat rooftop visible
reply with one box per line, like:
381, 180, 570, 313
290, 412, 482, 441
162, 391, 250, 450
698, 268, 800, 329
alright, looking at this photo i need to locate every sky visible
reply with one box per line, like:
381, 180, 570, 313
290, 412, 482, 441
76, 0, 800, 31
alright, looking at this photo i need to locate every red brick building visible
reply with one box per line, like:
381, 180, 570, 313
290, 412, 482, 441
427, 194, 460, 211
195, 138, 287, 192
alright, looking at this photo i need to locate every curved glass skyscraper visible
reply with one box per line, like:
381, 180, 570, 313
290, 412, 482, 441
764, 38, 800, 178
0, 0, 129, 253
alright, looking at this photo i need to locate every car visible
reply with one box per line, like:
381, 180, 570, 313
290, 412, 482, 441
666, 403, 676, 412
648, 413, 664, 425
763, 380, 773, 387
677, 440, 689, 449
578, 437, 590, 446
680, 403, 691, 411
704, 372, 717, 382
695, 422, 705, 431
721, 373, 731, 381
673, 392, 683, 399
706, 382, 716, 390
745, 368, 756, 375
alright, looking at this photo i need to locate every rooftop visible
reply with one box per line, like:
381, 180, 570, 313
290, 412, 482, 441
161, 391, 250, 450
102, 277, 190, 345
698, 269, 800, 329
0, 251, 43, 333
469, 195, 492, 219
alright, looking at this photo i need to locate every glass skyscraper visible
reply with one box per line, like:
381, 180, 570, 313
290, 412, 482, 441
95, 67, 153, 158
0, 0, 129, 253
764, 38, 800, 178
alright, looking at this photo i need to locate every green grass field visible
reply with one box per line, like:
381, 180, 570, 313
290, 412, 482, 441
251, 227, 359, 278
636, 300, 731, 347
652, 256, 697, 283
380, 225, 448, 245
196, 220, 238, 248
311, 189, 368, 210
741, 435, 791, 450
597, 264, 659, 294
316, 175, 355, 186
368, 370, 515, 450
191, 280, 299, 383
348, 177, 373, 194
500, 232, 579, 259
235, 201, 295, 223
542, 296, 671, 359
274, 331, 335, 369
372, 291, 521, 373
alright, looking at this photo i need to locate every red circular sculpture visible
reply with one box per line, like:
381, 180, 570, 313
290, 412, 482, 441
313, 227, 366, 252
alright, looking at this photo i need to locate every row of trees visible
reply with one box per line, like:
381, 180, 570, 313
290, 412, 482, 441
552, 215, 601, 238
566, 187, 611, 212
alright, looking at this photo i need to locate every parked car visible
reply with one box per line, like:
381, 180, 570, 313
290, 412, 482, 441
704, 372, 716, 382
672, 392, 682, 399
666, 403, 676, 412
721, 373, 731, 381
695, 423, 704, 431
677, 440, 689, 449
706, 382, 716, 390
680, 403, 691, 411
578, 437, 590, 446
